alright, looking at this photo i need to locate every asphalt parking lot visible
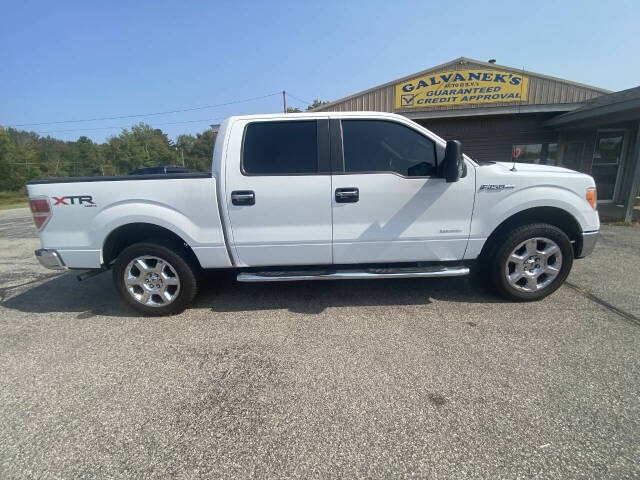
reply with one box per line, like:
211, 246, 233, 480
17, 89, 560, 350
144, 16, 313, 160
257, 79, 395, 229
1, 207, 639, 479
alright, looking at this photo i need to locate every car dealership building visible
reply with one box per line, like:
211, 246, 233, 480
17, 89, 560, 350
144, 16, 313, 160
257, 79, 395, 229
314, 58, 640, 221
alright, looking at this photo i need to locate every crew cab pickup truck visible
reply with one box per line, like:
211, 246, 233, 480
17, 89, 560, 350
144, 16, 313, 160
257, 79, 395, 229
27, 112, 599, 315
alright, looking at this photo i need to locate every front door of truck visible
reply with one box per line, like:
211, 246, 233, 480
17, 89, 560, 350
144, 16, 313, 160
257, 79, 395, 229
225, 118, 332, 267
331, 118, 476, 264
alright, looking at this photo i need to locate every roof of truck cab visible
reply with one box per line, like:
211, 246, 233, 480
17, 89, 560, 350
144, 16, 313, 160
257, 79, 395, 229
222, 110, 467, 161
225, 111, 408, 122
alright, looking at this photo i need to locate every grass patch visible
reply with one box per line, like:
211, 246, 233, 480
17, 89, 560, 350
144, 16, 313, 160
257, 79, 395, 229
0, 191, 28, 210
0, 200, 29, 210
601, 220, 639, 227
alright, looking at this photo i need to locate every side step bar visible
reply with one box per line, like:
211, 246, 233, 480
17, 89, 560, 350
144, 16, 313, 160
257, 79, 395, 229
237, 266, 469, 283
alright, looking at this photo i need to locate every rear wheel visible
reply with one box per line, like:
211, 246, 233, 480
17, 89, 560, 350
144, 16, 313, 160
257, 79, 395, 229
488, 223, 573, 301
113, 242, 199, 315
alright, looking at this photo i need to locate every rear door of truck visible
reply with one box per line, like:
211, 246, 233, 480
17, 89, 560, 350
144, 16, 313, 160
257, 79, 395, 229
224, 116, 332, 267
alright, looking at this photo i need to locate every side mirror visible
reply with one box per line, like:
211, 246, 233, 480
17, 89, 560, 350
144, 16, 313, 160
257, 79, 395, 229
444, 140, 463, 183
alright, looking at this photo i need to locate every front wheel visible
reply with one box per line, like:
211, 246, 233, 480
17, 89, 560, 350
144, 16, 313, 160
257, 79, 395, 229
489, 223, 573, 301
113, 242, 199, 315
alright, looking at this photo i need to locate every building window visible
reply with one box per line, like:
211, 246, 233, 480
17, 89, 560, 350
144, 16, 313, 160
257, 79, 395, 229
591, 131, 626, 201
512, 143, 558, 165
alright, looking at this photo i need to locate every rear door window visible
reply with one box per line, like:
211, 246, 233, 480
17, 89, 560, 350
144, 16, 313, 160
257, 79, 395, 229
242, 121, 318, 175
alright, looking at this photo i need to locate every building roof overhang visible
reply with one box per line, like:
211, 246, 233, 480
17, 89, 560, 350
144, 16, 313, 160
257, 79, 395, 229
402, 103, 583, 121
543, 94, 640, 128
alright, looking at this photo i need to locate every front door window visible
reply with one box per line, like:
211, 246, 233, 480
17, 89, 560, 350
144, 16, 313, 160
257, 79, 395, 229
341, 120, 437, 176
592, 131, 625, 201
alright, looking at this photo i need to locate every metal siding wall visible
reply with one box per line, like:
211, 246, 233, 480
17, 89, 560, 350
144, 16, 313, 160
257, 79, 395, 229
559, 84, 568, 103
416, 114, 560, 163
317, 62, 607, 113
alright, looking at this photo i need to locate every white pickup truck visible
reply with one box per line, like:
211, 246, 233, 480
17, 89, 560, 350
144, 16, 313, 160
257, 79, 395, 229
27, 112, 599, 315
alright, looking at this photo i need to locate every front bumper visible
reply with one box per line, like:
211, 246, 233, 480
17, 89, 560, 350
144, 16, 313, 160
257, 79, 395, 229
576, 230, 599, 258
35, 249, 67, 270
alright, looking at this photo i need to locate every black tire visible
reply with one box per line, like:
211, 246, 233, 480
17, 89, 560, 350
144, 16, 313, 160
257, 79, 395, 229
112, 242, 200, 316
485, 223, 573, 301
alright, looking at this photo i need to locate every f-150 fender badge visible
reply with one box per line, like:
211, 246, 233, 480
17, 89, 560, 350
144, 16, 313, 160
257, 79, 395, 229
479, 184, 515, 191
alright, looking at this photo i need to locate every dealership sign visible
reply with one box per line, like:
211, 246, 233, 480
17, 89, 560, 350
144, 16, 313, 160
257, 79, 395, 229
395, 69, 529, 109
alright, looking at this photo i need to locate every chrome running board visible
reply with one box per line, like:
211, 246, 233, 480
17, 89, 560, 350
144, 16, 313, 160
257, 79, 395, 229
237, 265, 469, 283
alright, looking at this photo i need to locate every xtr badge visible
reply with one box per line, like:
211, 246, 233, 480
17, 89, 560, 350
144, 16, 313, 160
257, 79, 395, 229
52, 195, 96, 207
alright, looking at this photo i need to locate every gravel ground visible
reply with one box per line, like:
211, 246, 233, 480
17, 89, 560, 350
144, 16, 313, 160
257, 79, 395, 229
1, 207, 639, 479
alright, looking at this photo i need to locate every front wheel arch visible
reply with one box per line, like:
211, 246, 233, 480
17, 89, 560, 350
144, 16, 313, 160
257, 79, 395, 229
480, 206, 582, 260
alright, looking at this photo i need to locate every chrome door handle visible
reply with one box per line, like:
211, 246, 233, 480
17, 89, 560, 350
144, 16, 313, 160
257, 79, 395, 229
231, 190, 255, 206
335, 188, 359, 203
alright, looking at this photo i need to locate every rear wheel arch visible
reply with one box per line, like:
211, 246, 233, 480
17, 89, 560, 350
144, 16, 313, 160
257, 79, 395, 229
480, 206, 582, 259
102, 222, 201, 269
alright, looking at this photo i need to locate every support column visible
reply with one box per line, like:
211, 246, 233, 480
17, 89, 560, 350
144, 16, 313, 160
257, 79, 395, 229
623, 122, 640, 222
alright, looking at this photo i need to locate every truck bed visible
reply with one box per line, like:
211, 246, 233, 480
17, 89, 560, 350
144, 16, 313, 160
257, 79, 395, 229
26, 173, 231, 270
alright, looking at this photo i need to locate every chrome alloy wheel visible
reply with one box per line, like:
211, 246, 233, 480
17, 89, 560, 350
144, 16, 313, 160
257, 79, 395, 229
504, 237, 563, 292
124, 256, 180, 307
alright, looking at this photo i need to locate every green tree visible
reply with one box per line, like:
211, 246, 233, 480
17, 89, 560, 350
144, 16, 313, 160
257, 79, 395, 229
67, 136, 106, 176
306, 99, 330, 110
0, 120, 222, 191
104, 123, 180, 174
37, 136, 68, 178
0, 127, 21, 190
5, 128, 40, 189
176, 128, 217, 171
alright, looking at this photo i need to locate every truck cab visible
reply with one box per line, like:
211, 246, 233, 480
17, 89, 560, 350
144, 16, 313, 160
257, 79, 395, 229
218, 112, 475, 267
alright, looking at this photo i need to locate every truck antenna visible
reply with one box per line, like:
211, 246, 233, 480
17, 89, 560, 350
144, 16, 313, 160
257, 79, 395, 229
511, 66, 525, 172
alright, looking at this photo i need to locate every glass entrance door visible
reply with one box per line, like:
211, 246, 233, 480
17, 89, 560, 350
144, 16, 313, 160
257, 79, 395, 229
561, 141, 584, 171
592, 131, 626, 201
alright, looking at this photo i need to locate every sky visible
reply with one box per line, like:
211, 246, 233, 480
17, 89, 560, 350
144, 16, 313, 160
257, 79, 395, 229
1, 0, 639, 143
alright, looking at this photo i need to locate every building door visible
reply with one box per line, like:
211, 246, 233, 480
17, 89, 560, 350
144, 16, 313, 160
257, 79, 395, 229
561, 141, 584, 171
591, 131, 627, 202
